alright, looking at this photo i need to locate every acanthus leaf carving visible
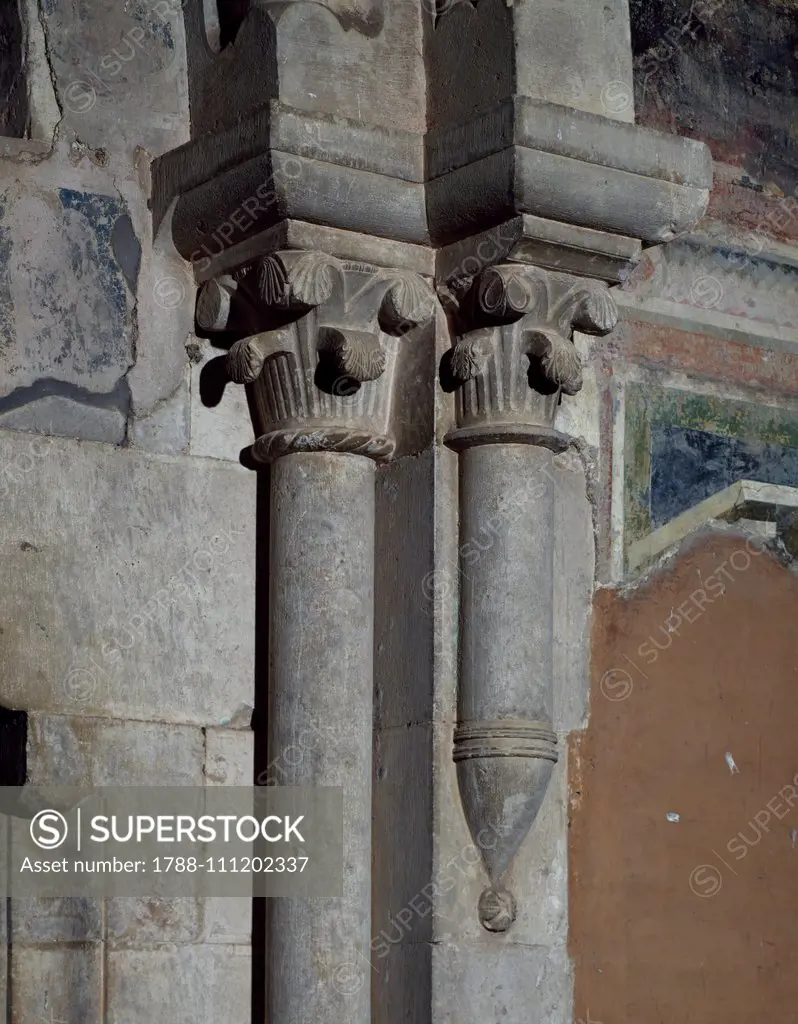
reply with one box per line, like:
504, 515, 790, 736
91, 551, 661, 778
449, 329, 493, 383
379, 272, 438, 333
527, 329, 583, 397
571, 287, 619, 335
448, 264, 617, 430
317, 327, 386, 382
226, 330, 292, 385
197, 248, 437, 463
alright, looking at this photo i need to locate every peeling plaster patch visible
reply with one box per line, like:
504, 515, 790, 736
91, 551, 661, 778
725, 751, 740, 774
631, 0, 798, 194
129, 0, 176, 51
0, 185, 137, 440
623, 383, 798, 572
58, 189, 130, 331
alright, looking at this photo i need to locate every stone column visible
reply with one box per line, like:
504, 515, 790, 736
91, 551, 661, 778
445, 263, 618, 927
198, 246, 436, 1023
268, 451, 374, 1022
154, 5, 714, 1019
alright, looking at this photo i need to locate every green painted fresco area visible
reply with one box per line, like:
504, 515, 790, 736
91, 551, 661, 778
623, 383, 798, 566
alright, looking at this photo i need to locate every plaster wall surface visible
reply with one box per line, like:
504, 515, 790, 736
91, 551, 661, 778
571, 533, 798, 1023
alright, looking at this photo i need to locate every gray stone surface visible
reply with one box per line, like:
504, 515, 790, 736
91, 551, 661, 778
11, 896, 102, 944
551, 450, 595, 734
0, 4, 256, 1023
106, 946, 251, 1024
455, 445, 557, 885
185, 3, 426, 139
431, 942, 572, 1024
0, 432, 255, 724
199, 897, 252, 945
0, 394, 128, 445
27, 714, 204, 786
11, 945, 103, 1024
39, 0, 190, 156
204, 726, 254, 786
269, 452, 375, 1024
130, 367, 190, 455
106, 898, 203, 948
188, 338, 254, 462
430, 742, 569, 948
515, 0, 634, 123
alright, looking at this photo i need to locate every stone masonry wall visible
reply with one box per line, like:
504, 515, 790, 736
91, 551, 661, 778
0, 2, 256, 1019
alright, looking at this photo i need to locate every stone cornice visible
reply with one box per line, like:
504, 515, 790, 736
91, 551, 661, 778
199, 248, 436, 463
154, 97, 711, 285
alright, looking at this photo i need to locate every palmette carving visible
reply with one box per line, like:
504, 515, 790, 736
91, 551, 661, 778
380, 272, 438, 332
196, 248, 436, 463
318, 328, 386, 382
257, 250, 337, 309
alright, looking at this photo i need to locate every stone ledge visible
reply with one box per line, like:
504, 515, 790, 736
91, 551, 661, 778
627, 480, 798, 572
155, 97, 712, 277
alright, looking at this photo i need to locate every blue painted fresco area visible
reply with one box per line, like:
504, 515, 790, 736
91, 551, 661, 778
58, 188, 130, 334
0, 185, 138, 445
650, 425, 798, 527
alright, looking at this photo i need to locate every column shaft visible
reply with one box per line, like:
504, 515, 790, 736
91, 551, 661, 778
459, 443, 554, 725
455, 442, 558, 891
268, 452, 374, 1023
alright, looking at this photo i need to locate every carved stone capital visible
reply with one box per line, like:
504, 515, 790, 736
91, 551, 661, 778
197, 248, 436, 464
445, 264, 617, 449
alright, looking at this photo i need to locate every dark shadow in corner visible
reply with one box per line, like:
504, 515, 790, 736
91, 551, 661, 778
0, 2, 28, 139
219, 0, 252, 48
198, 353, 230, 409
0, 708, 27, 1024
251, 467, 271, 1023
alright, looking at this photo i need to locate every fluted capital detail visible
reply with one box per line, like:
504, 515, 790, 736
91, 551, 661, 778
446, 264, 617, 445
196, 248, 436, 464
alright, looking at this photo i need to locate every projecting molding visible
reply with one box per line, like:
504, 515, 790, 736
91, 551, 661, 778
627, 480, 798, 571
153, 97, 711, 285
